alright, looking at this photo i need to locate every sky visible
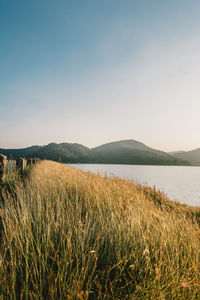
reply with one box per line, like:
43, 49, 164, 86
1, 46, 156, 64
1, 0, 200, 151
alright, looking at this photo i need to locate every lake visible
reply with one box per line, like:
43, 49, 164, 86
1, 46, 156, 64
67, 164, 200, 207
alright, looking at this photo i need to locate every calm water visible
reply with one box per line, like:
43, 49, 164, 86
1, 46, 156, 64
67, 164, 200, 207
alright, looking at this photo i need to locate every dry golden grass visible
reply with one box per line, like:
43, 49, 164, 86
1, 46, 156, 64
0, 160, 199, 299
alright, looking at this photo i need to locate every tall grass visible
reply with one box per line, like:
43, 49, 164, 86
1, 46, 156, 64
0, 161, 199, 299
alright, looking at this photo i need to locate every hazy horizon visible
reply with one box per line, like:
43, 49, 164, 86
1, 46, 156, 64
1, 1, 200, 151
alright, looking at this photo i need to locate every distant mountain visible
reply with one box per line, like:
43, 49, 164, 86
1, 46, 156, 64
168, 151, 185, 155
0, 140, 190, 165
30, 143, 90, 163
172, 148, 200, 165
89, 140, 189, 165
0, 146, 41, 159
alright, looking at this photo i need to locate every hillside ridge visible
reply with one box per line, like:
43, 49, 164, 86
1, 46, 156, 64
0, 139, 191, 165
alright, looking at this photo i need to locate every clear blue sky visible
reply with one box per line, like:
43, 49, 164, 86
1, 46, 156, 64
1, 0, 200, 151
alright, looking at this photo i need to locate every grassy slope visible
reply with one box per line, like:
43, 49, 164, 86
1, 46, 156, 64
0, 161, 199, 299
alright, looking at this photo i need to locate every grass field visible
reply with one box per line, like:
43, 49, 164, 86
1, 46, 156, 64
0, 161, 199, 299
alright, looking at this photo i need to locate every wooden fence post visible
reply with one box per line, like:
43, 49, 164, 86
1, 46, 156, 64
32, 158, 40, 165
0, 154, 7, 183
16, 158, 27, 171
27, 158, 33, 166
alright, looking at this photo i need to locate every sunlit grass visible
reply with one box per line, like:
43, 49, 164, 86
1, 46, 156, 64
0, 161, 199, 299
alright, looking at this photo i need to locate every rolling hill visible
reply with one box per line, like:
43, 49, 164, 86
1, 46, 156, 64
89, 140, 189, 165
0, 146, 42, 159
0, 140, 190, 165
29, 143, 90, 163
171, 148, 200, 165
